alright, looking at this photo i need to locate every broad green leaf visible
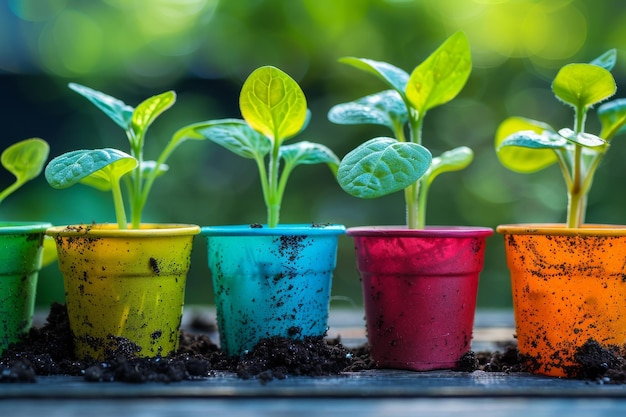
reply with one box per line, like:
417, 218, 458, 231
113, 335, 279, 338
337, 137, 432, 199
131, 90, 176, 140
327, 90, 408, 133
179, 119, 271, 160
339, 57, 410, 97
2, 138, 49, 184
68, 83, 134, 130
552, 63, 616, 110
279, 141, 340, 175
406, 31, 472, 115
495, 117, 560, 173
239, 66, 307, 145
590, 49, 617, 71
558, 128, 607, 148
423, 146, 473, 187
598, 98, 626, 140
45, 148, 137, 191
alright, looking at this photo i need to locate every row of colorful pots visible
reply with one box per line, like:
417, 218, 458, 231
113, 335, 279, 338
1, 221, 625, 379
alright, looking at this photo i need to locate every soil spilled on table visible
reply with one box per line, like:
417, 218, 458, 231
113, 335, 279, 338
2, 303, 626, 384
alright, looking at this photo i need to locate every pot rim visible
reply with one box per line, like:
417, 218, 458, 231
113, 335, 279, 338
496, 223, 626, 237
0, 221, 52, 235
46, 223, 200, 237
346, 225, 494, 238
201, 223, 346, 237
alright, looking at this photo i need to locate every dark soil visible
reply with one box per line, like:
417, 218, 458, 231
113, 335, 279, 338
2, 303, 626, 384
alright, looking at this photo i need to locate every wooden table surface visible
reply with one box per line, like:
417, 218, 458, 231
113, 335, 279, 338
2, 308, 626, 416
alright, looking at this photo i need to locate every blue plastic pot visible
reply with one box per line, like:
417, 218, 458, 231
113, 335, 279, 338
201, 224, 345, 355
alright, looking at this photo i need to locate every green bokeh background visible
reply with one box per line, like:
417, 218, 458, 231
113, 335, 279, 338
2, 0, 626, 310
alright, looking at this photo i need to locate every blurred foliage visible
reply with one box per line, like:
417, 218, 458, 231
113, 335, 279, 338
2, 0, 626, 310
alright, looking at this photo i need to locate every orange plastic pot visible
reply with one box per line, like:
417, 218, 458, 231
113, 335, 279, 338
46, 223, 200, 361
498, 224, 626, 378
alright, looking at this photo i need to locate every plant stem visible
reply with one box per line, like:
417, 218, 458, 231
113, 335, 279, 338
0, 180, 23, 205
566, 106, 587, 228
406, 111, 425, 229
267, 140, 281, 228
111, 177, 128, 229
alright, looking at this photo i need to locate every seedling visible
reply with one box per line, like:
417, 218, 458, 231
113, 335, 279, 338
177, 65, 339, 228
328, 31, 473, 229
0, 138, 49, 205
45, 84, 204, 229
495, 49, 626, 228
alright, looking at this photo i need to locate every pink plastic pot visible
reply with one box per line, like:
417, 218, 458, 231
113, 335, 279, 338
348, 226, 493, 371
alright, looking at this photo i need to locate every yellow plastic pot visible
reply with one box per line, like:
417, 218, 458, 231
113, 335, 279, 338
46, 223, 200, 360
497, 224, 626, 377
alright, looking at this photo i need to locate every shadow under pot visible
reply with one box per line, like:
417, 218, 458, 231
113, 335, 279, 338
0, 222, 51, 355
46, 223, 200, 361
201, 224, 345, 356
347, 226, 493, 371
498, 224, 626, 378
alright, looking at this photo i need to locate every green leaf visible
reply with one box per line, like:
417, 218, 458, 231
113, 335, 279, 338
495, 117, 560, 173
558, 128, 607, 148
552, 63, 616, 110
45, 148, 137, 191
68, 83, 134, 130
139, 160, 169, 180
327, 90, 408, 132
337, 137, 432, 199
406, 31, 472, 115
279, 141, 340, 175
423, 146, 473, 187
178, 119, 271, 160
2, 138, 50, 184
590, 49, 617, 71
131, 90, 176, 142
339, 57, 410, 97
239, 66, 307, 145
598, 98, 626, 140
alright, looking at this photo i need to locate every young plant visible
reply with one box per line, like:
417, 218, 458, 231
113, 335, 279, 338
495, 49, 626, 228
177, 65, 339, 228
45, 84, 204, 229
328, 31, 473, 229
0, 138, 49, 205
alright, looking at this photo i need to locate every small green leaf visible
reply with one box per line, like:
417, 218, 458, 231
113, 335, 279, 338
406, 31, 472, 115
590, 49, 617, 71
139, 161, 169, 180
179, 119, 271, 160
339, 57, 410, 97
240, 66, 307, 145
337, 137, 432, 199
495, 117, 560, 173
598, 98, 626, 140
2, 138, 49, 184
45, 148, 137, 191
327, 90, 408, 132
68, 83, 134, 130
131, 90, 176, 142
552, 63, 616, 110
558, 128, 607, 148
280, 141, 340, 175
423, 146, 473, 187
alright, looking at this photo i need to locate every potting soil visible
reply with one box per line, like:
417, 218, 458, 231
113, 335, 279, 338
1, 303, 625, 384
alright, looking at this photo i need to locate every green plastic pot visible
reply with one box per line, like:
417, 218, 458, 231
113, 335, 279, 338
201, 224, 345, 356
0, 222, 51, 355
46, 223, 200, 360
